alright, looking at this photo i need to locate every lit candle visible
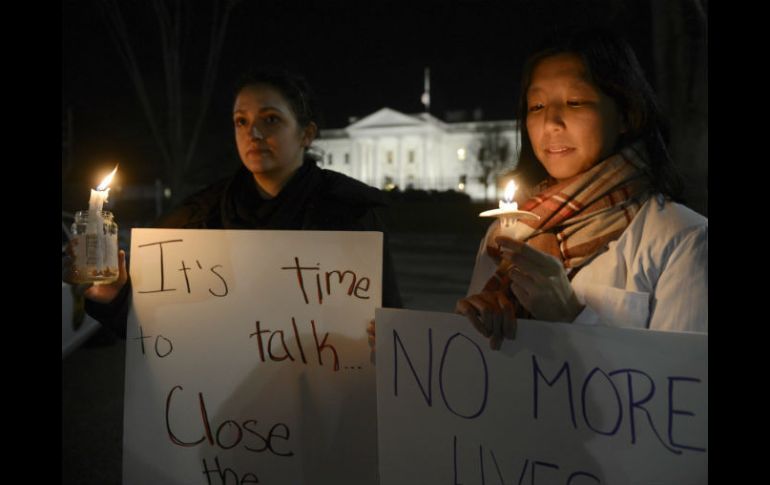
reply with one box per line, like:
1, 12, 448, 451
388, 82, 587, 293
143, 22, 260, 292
499, 179, 519, 212
479, 180, 540, 239
88, 165, 118, 216
73, 165, 119, 284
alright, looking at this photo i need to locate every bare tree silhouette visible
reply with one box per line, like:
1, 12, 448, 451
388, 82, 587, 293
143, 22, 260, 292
474, 127, 513, 203
96, 0, 242, 205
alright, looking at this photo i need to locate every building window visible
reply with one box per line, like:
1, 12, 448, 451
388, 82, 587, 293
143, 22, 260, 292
344, 153, 350, 164
408, 150, 415, 163
458, 175, 467, 191
457, 147, 466, 160
387, 151, 394, 164
384, 176, 396, 191
407, 175, 415, 189
327, 153, 333, 165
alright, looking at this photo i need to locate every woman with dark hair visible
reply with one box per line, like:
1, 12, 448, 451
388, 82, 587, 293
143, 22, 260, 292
67, 67, 402, 337
456, 28, 707, 350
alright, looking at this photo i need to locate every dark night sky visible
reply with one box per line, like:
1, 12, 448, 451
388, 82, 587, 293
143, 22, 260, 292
62, 0, 654, 199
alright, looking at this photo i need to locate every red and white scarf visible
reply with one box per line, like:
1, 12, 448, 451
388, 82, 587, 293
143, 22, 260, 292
483, 144, 651, 295
516, 143, 651, 268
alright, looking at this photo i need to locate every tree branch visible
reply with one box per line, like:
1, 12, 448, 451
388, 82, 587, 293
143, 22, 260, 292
97, 0, 171, 169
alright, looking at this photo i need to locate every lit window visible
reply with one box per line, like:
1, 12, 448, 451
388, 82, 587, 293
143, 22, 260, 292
457, 148, 466, 160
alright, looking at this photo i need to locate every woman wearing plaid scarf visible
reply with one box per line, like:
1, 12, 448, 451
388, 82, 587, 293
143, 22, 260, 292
456, 28, 707, 350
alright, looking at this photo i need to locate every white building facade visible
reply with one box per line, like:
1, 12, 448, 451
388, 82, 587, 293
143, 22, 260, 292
313, 108, 520, 201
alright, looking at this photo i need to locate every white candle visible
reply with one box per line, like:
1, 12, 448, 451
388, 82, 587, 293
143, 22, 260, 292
87, 189, 108, 272
77, 166, 118, 282
88, 188, 109, 215
498, 180, 518, 227
89, 166, 117, 258
88, 165, 117, 218
478, 179, 540, 239
87, 188, 109, 234
499, 180, 518, 212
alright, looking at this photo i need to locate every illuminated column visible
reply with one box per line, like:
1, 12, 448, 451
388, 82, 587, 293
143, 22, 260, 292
373, 138, 380, 188
353, 140, 362, 181
397, 136, 404, 189
350, 139, 358, 180
422, 132, 428, 190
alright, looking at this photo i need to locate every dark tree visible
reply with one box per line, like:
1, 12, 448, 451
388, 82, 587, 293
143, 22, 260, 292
651, 0, 708, 216
474, 127, 513, 203
96, 0, 242, 205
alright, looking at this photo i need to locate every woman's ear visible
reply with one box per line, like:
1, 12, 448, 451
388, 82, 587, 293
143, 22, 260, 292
302, 122, 318, 147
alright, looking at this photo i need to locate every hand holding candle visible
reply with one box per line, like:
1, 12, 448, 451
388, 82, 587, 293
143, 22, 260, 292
456, 180, 542, 350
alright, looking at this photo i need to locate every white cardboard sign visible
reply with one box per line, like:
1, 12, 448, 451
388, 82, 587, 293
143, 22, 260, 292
375, 308, 707, 485
123, 229, 382, 485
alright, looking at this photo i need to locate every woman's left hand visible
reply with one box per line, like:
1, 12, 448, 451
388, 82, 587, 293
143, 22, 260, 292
494, 236, 584, 323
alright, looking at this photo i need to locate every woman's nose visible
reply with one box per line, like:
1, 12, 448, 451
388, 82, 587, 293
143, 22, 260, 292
544, 106, 565, 130
250, 125, 264, 140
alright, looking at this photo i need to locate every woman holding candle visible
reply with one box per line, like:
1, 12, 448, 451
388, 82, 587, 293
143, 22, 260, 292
456, 27, 707, 350
66, 67, 402, 336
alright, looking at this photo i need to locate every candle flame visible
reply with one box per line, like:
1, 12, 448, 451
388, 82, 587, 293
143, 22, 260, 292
96, 165, 119, 191
503, 180, 517, 202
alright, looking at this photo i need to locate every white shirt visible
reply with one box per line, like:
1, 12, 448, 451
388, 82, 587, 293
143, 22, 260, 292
467, 195, 708, 333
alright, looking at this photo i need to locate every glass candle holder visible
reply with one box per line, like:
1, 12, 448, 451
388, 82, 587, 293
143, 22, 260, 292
70, 210, 119, 285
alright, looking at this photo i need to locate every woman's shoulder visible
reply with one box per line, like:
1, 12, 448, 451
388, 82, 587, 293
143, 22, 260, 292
620, 194, 707, 260
635, 194, 707, 240
317, 168, 388, 208
154, 176, 232, 228
301, 167, 390, 230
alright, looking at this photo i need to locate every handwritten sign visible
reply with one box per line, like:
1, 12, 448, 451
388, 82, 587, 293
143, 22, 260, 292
123, 229, 382, 485
375, 309, 707, 485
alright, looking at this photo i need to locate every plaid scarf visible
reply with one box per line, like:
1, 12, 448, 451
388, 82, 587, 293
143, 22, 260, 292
483, 143, 651, 295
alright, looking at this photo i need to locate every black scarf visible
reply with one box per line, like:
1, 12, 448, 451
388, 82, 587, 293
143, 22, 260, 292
220, 160, 323, 230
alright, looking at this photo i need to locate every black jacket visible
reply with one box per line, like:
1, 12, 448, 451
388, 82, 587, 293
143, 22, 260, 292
86, 161, 402, 338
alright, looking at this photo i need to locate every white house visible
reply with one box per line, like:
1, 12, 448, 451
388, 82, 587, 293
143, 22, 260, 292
313, 107, 520, 201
